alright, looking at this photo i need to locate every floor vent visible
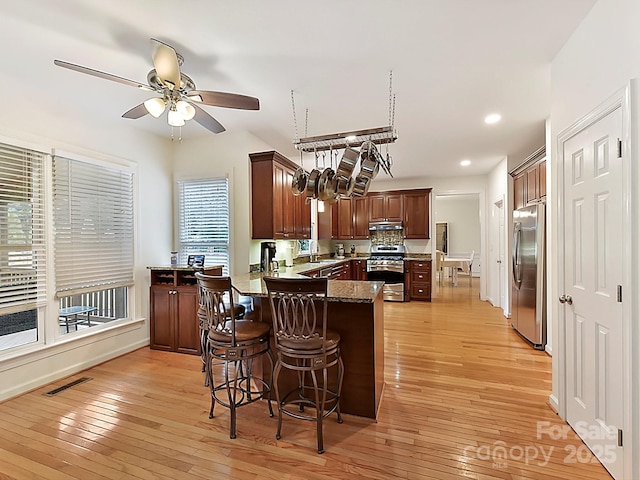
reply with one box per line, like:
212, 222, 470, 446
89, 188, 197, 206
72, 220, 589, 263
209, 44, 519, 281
44, 377, 92, 396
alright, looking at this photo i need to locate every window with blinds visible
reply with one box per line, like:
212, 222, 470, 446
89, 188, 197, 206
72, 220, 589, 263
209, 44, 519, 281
53, 156, 134, 298
178, 178, 229, 275
0, 143, 46, 316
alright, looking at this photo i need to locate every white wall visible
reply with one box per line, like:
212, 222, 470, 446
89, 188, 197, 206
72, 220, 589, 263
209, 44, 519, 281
171, 131, 272, 275
549, 0, 640, 472
0, 85, 173, 401
434, 195, 481, 269
486, 157, 509, 316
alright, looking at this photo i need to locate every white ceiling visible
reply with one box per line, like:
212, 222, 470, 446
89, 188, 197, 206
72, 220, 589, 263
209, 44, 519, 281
1, 0, 597, 179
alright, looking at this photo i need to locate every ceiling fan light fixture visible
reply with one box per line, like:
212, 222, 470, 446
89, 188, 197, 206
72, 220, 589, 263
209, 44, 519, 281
144, 97, 166, 118
176, 100, 196, 121
168, 108, 185, 127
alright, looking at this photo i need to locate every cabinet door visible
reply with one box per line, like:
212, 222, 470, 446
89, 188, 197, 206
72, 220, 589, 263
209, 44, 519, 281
538, 160, 546, 199
352, 259, 367, 280
368, 194, 386, 222
294, 193, 311, 239
150, 286, 174, 352
272, 162, 286, 239
337, 197, 354, 239
526, 165, 538, 204
403, 191, 430, 239
175, 287, 200, 355
386, 194, 403, 222
282, 167, 296, 238
513, 173, 526, 210
353, 196, 369, 239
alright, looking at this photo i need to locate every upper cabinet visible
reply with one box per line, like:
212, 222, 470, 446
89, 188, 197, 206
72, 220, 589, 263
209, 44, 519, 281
250, 151, 311, 240
510, 147, 546, 210
330, 188, 431, 240
369, 193, 403, 222
403, 189, 431, 239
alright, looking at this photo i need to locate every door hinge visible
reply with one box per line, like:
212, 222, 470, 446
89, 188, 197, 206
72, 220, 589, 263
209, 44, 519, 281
617, 138, 623, 158
617, 285, 622, 302
618, 428, 623, 447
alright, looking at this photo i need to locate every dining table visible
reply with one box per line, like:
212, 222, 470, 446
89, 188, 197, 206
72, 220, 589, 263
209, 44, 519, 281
441, 254, 474, 286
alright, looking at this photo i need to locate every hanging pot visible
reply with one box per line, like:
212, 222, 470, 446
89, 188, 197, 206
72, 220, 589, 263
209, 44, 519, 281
291, 167, 308, 196
335, 147, 360, 180
317, 167, 337, 202
305, 169, 321, 199
335, 175, 354, 196
360, 151, 379, 180
351, 174, 371, 197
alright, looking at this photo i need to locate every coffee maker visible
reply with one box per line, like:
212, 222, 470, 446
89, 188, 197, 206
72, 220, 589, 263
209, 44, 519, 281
260, 241, 277, 272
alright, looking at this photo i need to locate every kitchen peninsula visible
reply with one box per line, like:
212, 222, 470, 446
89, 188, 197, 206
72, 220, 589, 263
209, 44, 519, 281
232, 264, 385, 419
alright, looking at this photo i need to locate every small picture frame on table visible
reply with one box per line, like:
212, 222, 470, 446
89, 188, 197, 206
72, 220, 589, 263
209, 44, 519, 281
187, 255, 205, 267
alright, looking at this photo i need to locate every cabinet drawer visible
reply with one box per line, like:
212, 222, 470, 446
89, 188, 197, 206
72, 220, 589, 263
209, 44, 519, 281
411, 270, 431, 283
410, 284, 431, 300
410, 261, 431, 273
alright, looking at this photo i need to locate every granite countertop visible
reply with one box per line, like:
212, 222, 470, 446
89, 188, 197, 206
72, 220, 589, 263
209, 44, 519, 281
232, 264, 384, 303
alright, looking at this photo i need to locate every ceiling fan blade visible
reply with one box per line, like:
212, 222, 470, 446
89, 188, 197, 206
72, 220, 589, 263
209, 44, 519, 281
122, 103, 149, 119
187, 90, 260, 110
54, 60, 152, 91
192, 103, 225, 133
151, 38, 181, 90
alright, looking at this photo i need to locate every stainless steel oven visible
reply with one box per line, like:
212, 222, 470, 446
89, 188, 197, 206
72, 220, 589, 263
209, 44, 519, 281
367, 244, 405, 302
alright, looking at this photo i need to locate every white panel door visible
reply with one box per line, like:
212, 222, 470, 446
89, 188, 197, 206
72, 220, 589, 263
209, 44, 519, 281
562, 106, 624, 478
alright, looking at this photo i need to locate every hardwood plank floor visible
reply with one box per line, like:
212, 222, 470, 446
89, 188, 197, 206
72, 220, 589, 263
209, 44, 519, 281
0, 279, 612, 479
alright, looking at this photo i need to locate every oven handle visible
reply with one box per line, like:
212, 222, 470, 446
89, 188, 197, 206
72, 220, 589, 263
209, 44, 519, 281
366, 264, 405, 274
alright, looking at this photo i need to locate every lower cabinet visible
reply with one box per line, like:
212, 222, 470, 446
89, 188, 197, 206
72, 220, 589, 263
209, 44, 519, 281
351, 259, 367, 280
406, 260, 432, 302
149, 267, 222, 355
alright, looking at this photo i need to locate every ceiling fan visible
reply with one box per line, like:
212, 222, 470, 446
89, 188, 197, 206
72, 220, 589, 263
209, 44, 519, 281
54, 38, 260, 134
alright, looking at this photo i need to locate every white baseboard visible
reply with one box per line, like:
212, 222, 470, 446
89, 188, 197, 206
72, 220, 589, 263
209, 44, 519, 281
548, 393, 559, 414
545, 344, 552, 356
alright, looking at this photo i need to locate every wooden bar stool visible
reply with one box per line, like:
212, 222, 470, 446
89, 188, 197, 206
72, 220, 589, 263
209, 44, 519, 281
196, 273, 273, 439
263, 276, 344, 454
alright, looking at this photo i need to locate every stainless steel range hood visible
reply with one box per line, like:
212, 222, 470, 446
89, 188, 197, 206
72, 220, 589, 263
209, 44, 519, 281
368, 221, 403, 231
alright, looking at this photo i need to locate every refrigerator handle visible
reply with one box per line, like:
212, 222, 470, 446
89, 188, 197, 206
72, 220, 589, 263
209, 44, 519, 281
512, 223, 521, 288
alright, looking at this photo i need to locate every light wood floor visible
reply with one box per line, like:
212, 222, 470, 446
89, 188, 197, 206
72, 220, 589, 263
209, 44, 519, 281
0, 280, 612, 479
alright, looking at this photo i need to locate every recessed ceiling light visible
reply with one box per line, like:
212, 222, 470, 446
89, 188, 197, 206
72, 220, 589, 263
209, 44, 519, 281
460, 159, 471, 167
485, 113, 501, 124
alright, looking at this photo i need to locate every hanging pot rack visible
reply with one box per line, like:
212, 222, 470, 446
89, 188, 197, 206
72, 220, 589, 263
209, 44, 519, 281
293, 126, 397, 153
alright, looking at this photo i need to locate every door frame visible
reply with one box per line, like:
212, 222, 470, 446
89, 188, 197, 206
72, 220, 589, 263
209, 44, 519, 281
555, 83, 635, 478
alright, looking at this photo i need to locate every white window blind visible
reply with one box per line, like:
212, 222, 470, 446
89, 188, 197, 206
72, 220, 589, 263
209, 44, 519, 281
0, 143, 46, 313
178, 178, 229, 274
53, 156, 134, 297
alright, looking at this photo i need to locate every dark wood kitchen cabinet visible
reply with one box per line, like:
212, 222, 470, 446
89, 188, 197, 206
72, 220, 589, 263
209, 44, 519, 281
511, 146, 546, 210
369, 192, 403, 223
332, 197, 354, 239
332, 195, 369, 240
403, 189, 431, 239
250, 150, 310, 239
351, 258, 367, 280
149, 266, 222, 355
405, 260, 431, 302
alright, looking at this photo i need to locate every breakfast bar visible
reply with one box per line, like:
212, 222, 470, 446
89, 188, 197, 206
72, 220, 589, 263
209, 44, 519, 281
232, 267, 385, 420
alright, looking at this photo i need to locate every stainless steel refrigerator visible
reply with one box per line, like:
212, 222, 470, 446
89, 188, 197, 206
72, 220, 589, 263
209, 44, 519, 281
511, 203, 546, 349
